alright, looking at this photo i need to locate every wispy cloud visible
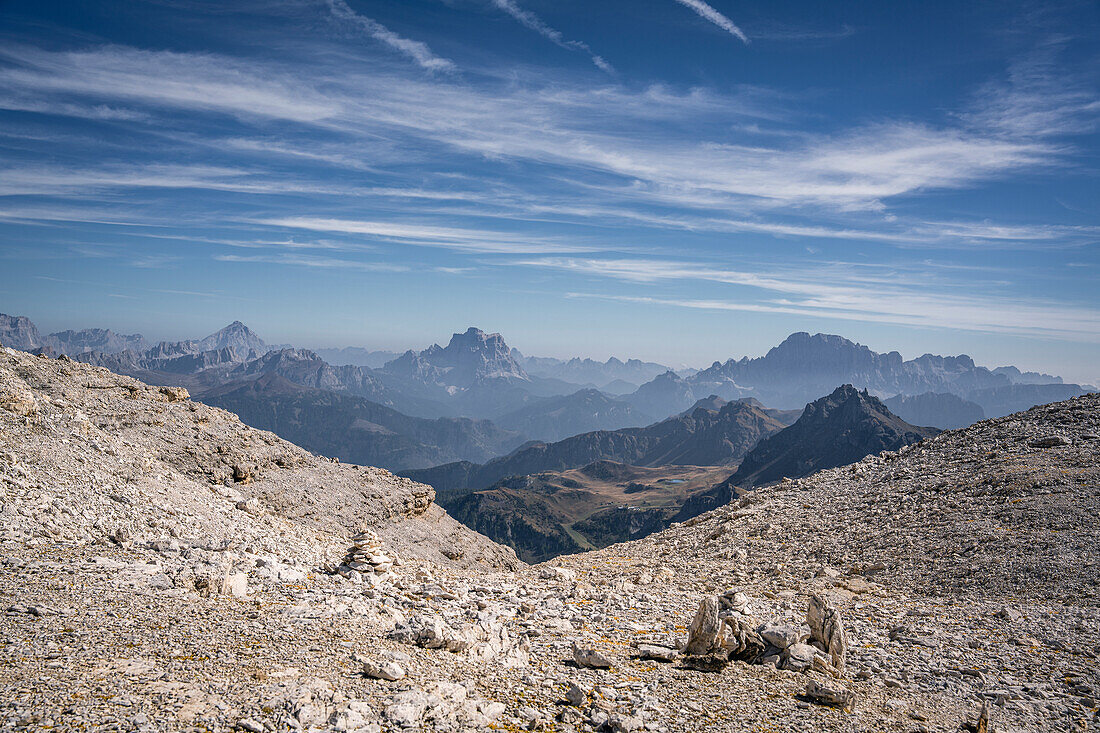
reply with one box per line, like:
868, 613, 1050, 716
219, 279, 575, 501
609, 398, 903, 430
0, 45, 341, 122
541, 256, 1100, 341
257, 216, 601, 254
671, 0, 749, 44
214, 253, 409, 272
323, 0, 455, 72
490, 0, 614, 73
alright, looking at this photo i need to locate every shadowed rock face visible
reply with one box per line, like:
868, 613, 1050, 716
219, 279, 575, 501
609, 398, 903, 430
729, 384, 939, 488
676, 385, 939, 520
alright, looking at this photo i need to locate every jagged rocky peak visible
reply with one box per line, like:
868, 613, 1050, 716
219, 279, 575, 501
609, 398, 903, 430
199, 320, 268, 354
731, 384, 939, 489
0, 313, 43, 351
764, 332, 877, 370
443, 327, 524, 377
44, 327, 150, 356
386, 327, 527, 385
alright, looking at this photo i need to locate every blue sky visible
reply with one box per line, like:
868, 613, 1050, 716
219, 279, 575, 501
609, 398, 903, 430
0, 0, 1098, 383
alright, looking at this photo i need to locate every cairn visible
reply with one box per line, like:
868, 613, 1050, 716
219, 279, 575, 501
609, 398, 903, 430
336, 529, 395, 586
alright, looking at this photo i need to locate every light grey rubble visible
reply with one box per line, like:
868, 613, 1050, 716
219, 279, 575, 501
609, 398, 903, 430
2, 345, 1099, 732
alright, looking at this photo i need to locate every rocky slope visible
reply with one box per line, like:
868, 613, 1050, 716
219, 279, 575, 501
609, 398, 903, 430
405, 398, 788, 494
2, 345, 1096, 732
0, 346, 516, 570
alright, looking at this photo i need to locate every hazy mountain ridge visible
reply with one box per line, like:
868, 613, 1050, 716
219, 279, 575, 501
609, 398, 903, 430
402, 398, 788, 494
883, 392, 985, 430
199, 373, 526, 471
513, 350, 673, 391
314, 347, 401, 369
493, 388, 655, 442
628, 331, 1094, 422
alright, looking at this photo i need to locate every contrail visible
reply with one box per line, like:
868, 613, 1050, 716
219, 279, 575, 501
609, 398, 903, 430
325, 0, 456, 72
492, 0, 615, 74
672, 0, 749, 44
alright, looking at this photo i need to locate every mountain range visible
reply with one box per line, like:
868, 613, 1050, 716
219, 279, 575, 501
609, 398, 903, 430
402, 397, 793, 494
434, 385, 937, 560
199, 373, 524, 470
625, 332, 1095, 423
512, 350, 675, 393
2, 313, 1093, 481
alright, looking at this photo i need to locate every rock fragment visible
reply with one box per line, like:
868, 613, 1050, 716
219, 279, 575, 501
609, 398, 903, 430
684, 596, 721, 655
572, 643, 613, 669
363, 659, 405, 681
636, 643, 679, 662
806, 593, 847, 676
805, 680, 856, 711
1028, 435, 1070, 448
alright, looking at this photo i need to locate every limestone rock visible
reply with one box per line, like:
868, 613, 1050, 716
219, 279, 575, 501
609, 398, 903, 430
805, 680, 856, 711
684, 596, 721, 655
636, 643, 679, 662
807, 593, 847, 675
572, 643, 613, 669
363, 659, 405, 681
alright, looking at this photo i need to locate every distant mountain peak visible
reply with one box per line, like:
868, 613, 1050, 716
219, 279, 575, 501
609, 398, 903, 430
728, 383, 939, 490
199, 321, 267, 354
384, 326, 527, 387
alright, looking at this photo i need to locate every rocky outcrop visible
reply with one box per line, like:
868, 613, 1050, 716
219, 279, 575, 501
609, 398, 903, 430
384, 327, 528, 386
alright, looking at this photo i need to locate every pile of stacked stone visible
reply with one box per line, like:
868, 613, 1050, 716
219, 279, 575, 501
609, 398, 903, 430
679, 589, 849, 681
336, 529, 395, 586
